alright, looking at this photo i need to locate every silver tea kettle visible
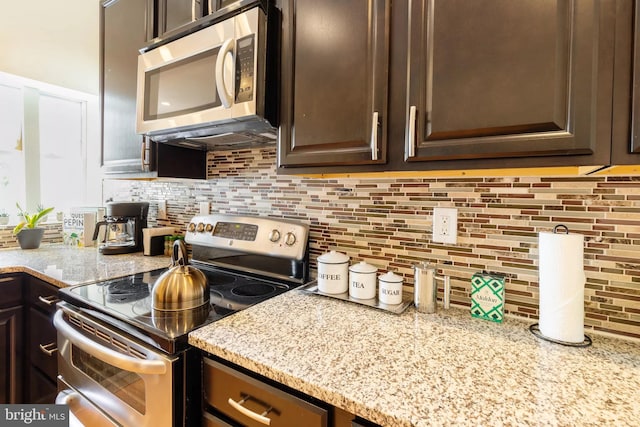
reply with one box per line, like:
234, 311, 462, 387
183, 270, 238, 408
152, 239, 209, 311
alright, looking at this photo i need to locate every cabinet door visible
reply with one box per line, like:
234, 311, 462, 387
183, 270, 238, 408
277, 0, 389, 167
158, 0, 205, 37
0, 275, 22, 309
404, 0, 615, 165
0, 306, 23, 404
101, 0, 155, 175
631, 0, 640, 155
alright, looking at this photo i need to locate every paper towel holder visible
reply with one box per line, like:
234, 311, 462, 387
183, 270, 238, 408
529, 323, 592, 347
531, 223, 592, 347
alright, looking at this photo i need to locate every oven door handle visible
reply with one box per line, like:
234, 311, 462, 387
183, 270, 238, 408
54, 310, 167, 375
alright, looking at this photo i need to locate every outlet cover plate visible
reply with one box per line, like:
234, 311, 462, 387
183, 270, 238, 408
433, 207, 458, 244
199, 201, 210, 215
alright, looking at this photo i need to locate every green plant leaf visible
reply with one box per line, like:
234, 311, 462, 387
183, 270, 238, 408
12, 221, 26, 235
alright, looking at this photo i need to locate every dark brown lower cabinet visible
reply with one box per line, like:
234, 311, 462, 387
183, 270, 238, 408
25, 277, 60, 403
0, 275, 24, 404
202, 356, 379, 427
0, 306, 23, 404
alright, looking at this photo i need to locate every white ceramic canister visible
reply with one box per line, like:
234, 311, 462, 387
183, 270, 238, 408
348, 262, 378, 299
317, 251, 350, 294
378, 271, 404, 305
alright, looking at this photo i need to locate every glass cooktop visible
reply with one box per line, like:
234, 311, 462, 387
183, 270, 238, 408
59, 267, 291, 353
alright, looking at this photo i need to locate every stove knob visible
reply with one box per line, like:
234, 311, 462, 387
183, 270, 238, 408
268, 229, 281, 243
196, 223, 205, 232
188, 223, 196, 232
205, 224, 213, 232
284, 232, 296, 246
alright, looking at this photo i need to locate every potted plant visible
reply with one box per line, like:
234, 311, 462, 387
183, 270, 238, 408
0, 210, 9, 226
13, 203, 54, 249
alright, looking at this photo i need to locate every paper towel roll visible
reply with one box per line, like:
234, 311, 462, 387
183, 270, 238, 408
538, 229, 586, 343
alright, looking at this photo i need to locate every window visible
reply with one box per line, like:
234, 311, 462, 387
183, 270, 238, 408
0, 72, 100, 223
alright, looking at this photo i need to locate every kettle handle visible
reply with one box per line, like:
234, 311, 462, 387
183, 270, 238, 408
172, 239, 188, 267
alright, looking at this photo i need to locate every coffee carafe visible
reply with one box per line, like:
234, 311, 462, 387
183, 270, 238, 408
93, 202, 149, 255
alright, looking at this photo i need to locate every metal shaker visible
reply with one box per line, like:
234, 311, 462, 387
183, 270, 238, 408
414, 262, 437, 313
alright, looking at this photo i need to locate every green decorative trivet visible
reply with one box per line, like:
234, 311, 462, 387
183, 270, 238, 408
470, 272, 505, 322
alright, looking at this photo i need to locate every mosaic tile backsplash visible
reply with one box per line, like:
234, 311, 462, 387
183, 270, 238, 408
3, 145, 638, 340
100, 146, 640, 340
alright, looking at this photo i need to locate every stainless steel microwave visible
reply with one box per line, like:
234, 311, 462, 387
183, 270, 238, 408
136, 5, 278, 150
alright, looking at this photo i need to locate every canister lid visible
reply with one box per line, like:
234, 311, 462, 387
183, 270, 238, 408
349, 261, 378, 274
378, 271, 403, 283
317, 250, 349, 264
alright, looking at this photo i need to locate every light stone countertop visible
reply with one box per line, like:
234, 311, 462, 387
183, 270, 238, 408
0, 244, 171, 287
189, 290, 640, 427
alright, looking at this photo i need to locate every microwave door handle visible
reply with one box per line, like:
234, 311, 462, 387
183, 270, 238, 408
53, 310, 167, 375
215, 39, 235, 109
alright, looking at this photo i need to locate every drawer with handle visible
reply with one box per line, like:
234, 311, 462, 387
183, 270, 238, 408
203, 358, 328, 427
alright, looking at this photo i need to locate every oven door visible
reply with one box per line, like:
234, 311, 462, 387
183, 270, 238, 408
54, 305, 177, 427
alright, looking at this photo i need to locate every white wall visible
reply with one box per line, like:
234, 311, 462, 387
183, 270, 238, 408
0, 1, 100, 95
0, 1, 102, 207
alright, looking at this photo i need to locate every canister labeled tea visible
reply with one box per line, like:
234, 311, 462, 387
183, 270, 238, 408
317, 251, 350, 294
378, 271, 403, 305
348, 262, 378, 299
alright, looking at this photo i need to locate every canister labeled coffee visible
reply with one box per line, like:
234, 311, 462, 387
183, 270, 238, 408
317, 251, 350, 294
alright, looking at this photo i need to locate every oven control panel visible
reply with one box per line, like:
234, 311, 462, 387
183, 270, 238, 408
185, 214, 309, 260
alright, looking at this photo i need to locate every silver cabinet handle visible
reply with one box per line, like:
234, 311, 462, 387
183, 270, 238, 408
228, 395, 273, 426
54, 310, 167, 375
38, 295, 60, 306
39, 342, 58, 356
140, 139, 146, 170
405, 105, 417, 159
192, 0, 197, 21
215, 39, 235, 109
371, 111, 379, 161
208, 0, 213, 14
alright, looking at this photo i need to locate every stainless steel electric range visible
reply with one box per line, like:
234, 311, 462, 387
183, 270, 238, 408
54, 214, 310, 427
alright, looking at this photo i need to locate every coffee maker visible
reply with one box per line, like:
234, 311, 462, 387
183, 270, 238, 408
93, 202, 149, 255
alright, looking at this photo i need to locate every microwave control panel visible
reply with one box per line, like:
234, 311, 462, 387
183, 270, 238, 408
235, 35, 255, 103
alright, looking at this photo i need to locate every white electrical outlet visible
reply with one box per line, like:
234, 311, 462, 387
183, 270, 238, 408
433, 207, 458, 244
157, 200, 167, 220
199, 201, 210, 215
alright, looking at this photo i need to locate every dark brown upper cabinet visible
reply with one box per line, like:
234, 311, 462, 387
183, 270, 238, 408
610, 0, 637, 165
277, 0, 390, 168
101, 0, 155, 175
101, 0, 207, 179
156, 0, 207, 38
278, 0, 631, 174
632, 0, 640, 155
403, 0, 615, 165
